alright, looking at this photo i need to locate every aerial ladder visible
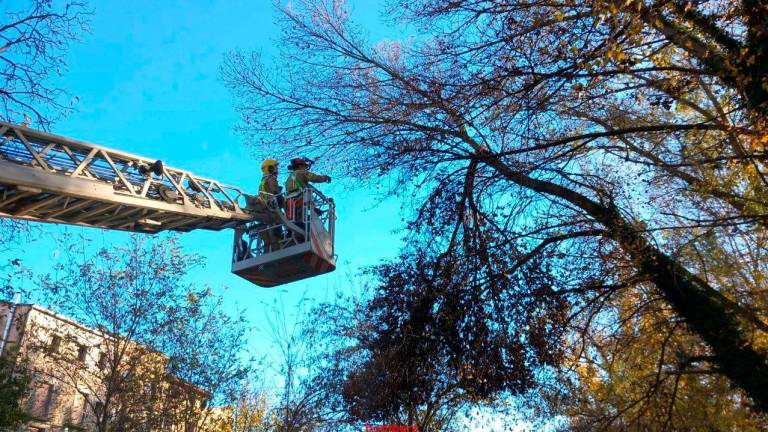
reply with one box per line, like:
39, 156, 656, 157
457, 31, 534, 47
0, 122, 336, 287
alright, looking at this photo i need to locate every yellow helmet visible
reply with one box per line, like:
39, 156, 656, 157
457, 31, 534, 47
261, 159, 278, 175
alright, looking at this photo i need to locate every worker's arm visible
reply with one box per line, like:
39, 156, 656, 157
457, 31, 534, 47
303, 171, 331, 183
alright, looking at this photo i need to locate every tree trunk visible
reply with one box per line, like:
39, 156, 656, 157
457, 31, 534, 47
483, 153, 768, 412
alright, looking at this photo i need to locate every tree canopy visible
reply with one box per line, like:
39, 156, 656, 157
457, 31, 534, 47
222, 0, 768, 427
37, 235, 251, 431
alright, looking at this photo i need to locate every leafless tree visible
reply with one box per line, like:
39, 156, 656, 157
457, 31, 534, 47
261, 297, 335, 432
0, 0, 91, 276
0, 0, 90, 129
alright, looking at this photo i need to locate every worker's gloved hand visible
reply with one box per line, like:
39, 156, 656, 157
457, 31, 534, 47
324, 175, 332, 183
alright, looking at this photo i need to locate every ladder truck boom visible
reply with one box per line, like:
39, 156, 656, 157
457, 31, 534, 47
0, 122, 252, 233
0, 122, 337, 287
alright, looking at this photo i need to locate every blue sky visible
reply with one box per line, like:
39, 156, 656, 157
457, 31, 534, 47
5, 0, 404, 362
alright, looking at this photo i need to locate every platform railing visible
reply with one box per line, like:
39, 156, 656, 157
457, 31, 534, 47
232, 187, 335, 262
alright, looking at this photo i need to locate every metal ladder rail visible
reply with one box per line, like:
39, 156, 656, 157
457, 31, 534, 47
0, 122, 254, 233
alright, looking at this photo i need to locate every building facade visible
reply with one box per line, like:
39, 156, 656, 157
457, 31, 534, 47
0, 301, 224, 432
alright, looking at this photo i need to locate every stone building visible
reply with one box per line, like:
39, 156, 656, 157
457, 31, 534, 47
0, 300, 225, 432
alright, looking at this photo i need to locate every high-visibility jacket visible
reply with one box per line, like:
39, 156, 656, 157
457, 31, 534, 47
260, 174, 280, 197
285, 169, 329, 194
285, 169, 328, 221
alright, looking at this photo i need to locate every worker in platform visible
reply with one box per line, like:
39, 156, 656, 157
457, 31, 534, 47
285, 157, 331, 193
257, 159, 283, 253
238, 159, 285, 258
259, 159, 281, 200
285, 157, 330, 241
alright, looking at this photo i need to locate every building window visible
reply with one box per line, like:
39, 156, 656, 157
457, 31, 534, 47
28, 383, 57, 419
71, 393, 87, 426
48, 335, 61, 353
77, 344, 88, 362
29, 383, 52, 417
94, 401, 104, 418
43, 386, 57, 418
98, 352, 107, 370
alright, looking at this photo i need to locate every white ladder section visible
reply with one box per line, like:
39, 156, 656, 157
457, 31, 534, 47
0, 122, 254, 233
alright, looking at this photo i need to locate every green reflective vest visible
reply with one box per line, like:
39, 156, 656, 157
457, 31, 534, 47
286, 172, 305, 193
260, 174, 277, 194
